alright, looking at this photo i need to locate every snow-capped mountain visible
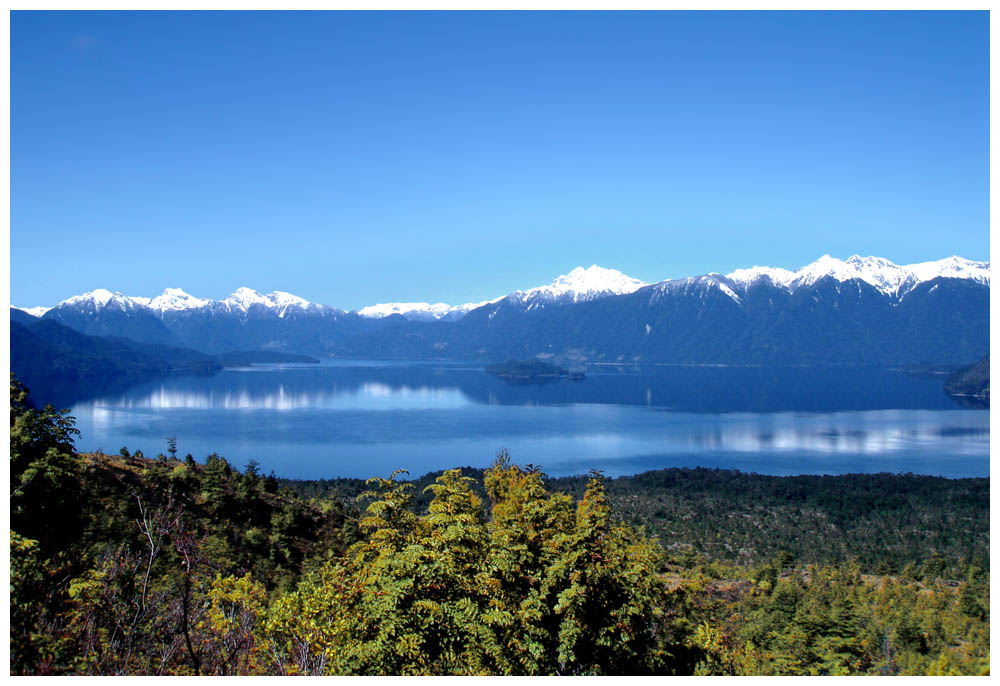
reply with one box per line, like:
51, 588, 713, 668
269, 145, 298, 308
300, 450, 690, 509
32, 255, 984, 326
147, 288, 211, 312
40, 289, 180, 346
56, 288, 149, 314
355, 266, 644, 320
217, 287, 327, 318
36, 286, 342, 350
14, 306, 51, 318
357, 300, 499, 322
511, 265, 647, 305
724, 254, 989, 298
16, 253, 989, 365
907, 255, 991, 286
45, 286, 325, 317
333, 254, 989, 366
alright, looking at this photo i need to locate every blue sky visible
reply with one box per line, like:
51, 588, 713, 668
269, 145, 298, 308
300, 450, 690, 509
11, 11, 989, 310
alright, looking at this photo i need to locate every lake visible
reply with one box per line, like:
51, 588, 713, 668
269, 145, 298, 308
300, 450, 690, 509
65, 360, 989, 479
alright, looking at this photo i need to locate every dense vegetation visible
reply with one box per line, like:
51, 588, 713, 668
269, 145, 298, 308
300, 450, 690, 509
10, 375, 990, 675
284, 466, 988, 577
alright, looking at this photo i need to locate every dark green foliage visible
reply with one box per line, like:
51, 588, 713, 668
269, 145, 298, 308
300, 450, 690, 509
550, 467, 988, 575
10, 375, 85, 555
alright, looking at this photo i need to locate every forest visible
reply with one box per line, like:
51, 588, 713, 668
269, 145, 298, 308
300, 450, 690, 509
10, 374, 990, 675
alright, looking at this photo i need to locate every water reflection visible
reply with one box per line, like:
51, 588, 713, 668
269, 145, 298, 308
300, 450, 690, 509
65, 361, 989, 479
66, 360, 974, 414
89, 381, 471, 411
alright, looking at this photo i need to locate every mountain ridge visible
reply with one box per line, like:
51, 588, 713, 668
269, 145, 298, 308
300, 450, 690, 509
13, 254, 989, 366
14, 254, 989, 319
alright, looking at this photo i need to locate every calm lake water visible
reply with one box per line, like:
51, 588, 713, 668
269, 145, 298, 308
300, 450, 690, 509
66, 360, 989, 480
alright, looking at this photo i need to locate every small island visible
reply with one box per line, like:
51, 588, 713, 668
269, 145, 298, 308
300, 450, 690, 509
485, 359, 585, 383
943, 354, 989, 405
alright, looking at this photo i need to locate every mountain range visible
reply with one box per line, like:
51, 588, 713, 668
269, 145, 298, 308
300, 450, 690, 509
12, 255, 990, 367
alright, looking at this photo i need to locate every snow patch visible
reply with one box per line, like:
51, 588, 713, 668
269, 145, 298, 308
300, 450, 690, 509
149, 288, 211, 312
358, 302, 457, 318
37, 255, 991, 323
60, 288, 116, 308
221, 288, 315, 315
222, 287, 272, 311
907, 256, 990, 287
726, 254, 990, 296
725, 266, 797, 289
56, 288, 149, 311
513, 265, 647, 304
357, 296, 502, 320
716, 281, 741, 302
14, 306, 52, 317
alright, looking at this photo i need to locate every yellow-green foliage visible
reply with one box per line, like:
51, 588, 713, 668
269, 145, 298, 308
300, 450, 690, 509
199, 574, 267, 675
255, 456, 675, 675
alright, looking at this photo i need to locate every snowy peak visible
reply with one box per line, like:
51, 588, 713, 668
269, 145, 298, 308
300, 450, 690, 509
42, 286, 321, 319
843, 255, 928, 294
795, 254, 912, 294
15, 306, 52, 318
60, 288, 116, 308
21, 256, 989, 323
355, 266, 644, 320
270, 291, 309, 309
222, 287, 271, 311
221, 287, 316, 317
357, 298, 501, 321
725, 265, 797, 289
149, 288, 211, 312
653, 273, 745, 304
56, 288, 144, 311
516, 265, 647, 303
726, 255, 990, 296
358, 302, 458, 319
907, 256, 990, 286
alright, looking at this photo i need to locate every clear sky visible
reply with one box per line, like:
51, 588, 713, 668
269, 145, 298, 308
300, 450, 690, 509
11, 10, 990, 310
